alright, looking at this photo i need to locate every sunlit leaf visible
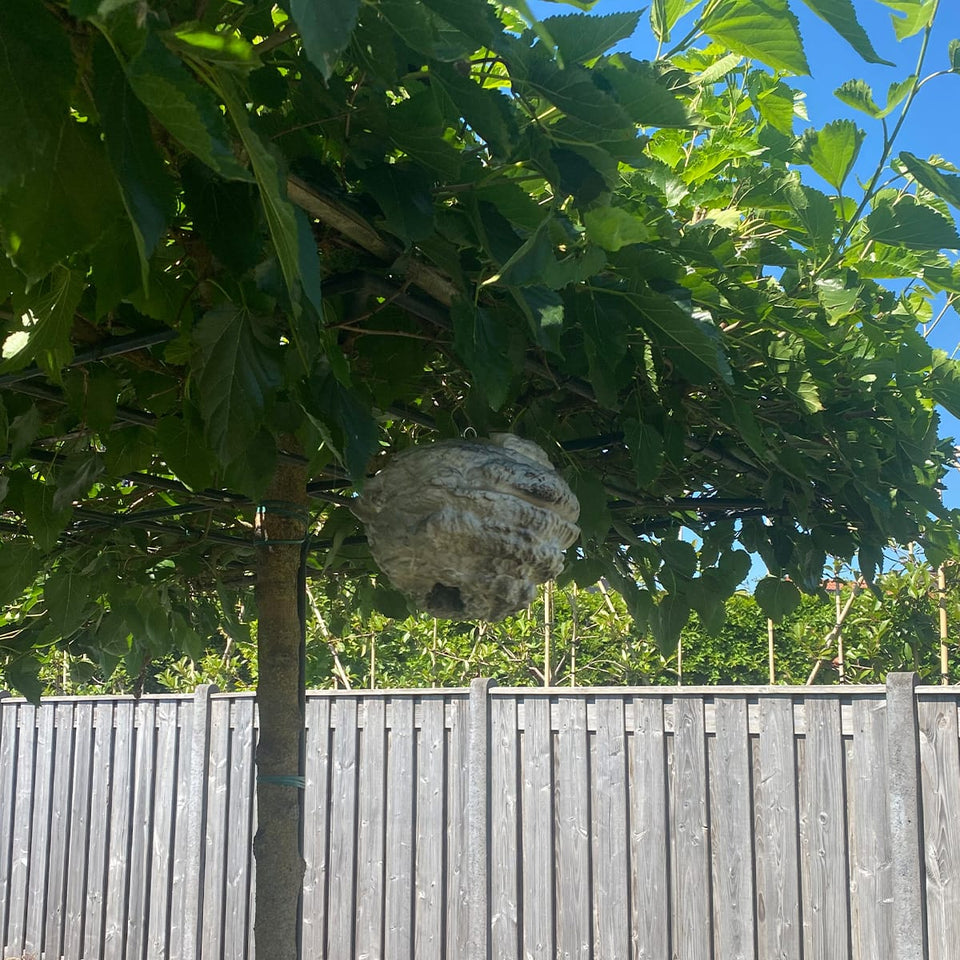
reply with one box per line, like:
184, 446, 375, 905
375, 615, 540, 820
865, 197, 960, 250
797, 0, 893, 64
834, 79, 881, 118
291, 0, 360, 78
705, 0, 810, 76
877, 0, 936, 41
541, 10, 642, 65
899, 152, 960, 209
754, 576, 801, 622
798, 120, 865, 190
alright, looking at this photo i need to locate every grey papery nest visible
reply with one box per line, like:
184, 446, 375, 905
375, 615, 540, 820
352, 434, 581, 620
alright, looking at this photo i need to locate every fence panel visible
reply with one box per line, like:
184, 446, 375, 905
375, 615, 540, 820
1, 679, 959, 959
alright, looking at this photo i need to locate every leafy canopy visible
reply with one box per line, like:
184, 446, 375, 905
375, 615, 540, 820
2, 0, 960, 694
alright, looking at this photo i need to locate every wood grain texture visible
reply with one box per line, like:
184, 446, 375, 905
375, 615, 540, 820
103, 699, 134, 960
183, 685, 213, 960
521, 696, 555, 960
202, 697, 231, 958
224, 697, 256, 960
23, 703, 54, 957
555, 696, 590, 960
710, 698, 755, 960
446, 696, 471, 958
126, 699, 158, 960
385, 696, 415, 960
148, 700, 180, 960
672, 696, 712, 959
801, 696, 850, 960
302, 696, 331, 958
630, 696, 670, 960
64, 700, 95, 960
490, 695, 520, 960
0, 700, 18, 954
415, 696, 445, 960
356, 696, 387, 960
7, 702, 36, 956
44, 702, 75, 960
849, 697, 893, 959
918, 694, 960, 960
755, 696, 801, 960
327, 696, 359, 958
592, 696, 629, 960
84, 701, 115, 960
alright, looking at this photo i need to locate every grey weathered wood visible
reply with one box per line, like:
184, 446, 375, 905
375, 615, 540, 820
415, 696, 445, 960
489, 695, 520, 960
886, 672, 929, 960
801, 696, 850, 960
521, 695, 554, 959
327, 696, 359, 958
672, 696, 711, 958
384, 696, 414, 960
446, 695, 471, 958
103, 699, 135, 960
302, 696, 331, 957
44, 702, 74, 959
592, 696, 629, 960
202, 697, 231, 958
7, 702, 36, 955
467, 678, 492, 960
184, 684, 215, 960
918, 694, 960, 960
755, 696, 801, 960
170, 696, 196, 960
630, 696, 670, 960
148, 699, 181, 959
224, 696, 256, 960
849, 697, 893, 959
126, 698, 157, 960
23, 703, 54, 957
63, 700, 95, 959
356, 696, 386, 960
84, 701, 115, 959
0, 697, 18, 954
556, 696, 590, 960
711, 698, 755, 960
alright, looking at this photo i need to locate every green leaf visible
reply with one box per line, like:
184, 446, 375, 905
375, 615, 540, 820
45, 568, 91, 636
865, 197, 960, 250
52, 454, 104, 510
1, 266, 85, 381
834, 79, 881, 118
659, 538, 698, 579
291, 0, 360, 78
431, 63, 519, 156
364, 163, 435, 243
0, 119, 123, 281
102, 425, 155, 477
595, 56, 691, 128
563, 469, 611, 546
650, 593, 690, 653
0, 0, 75, 190
0, 539, 43, 606
798, 120, 864, 191
91, 39, 176, 283
693, 52, 744, 86
623, 418, 665, 487
191, 305, 284, 464
451, 298, 519, 411
21, 480, 73, 552
165, 27, 258, 68
797, 0, 893, 64
583, 206, 652, 251
123, 32, 251, 181
884, 76, 915, 116
705, 0, 810, 76
788, 183, 837, 247
950, 39, 960, 73
540, 10, 642, 65
4, 655, 43, 704
651, 0, 693, 43
8, 406, 41, 461
62, 365, 119, 433
754, 576, 801, 622
567, 291, 629, 410
157, 411, 217, 492
899, 152, 960, 209
877, 0, 936, 41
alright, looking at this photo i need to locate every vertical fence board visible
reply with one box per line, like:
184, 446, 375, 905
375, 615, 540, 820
85, 701, 115, 959
384, 697, 414, 959
593, 697, 629, 960
490, 696, 520, 960
103, 700, 135, 960
302, 697, 331, 958
23, 704, 54, 957
44, 702, 75, 960
148, 700, 181, 960
672, 696, 711, 959
802, 696, 850, 960
327, 697, 359, 958
711, 698, 755, 960
755, 696, 801, 960
918, 695, 960, 960
184, 685, 214, 960
556, 696, 590, 960
7, 703, 37, 956
0, 700, 19, 954
849, 697, 892, 960
169, 697, 195, 960
356, 697, 386, 960
521, 696, 554, 960
224, 697, 256, 960
446, 696, 470, 958
202, 698, 231, 958
127, 700, 158, 960
415, 696, 445, 960
630, 697, 669, 960
64, 701, 95, 959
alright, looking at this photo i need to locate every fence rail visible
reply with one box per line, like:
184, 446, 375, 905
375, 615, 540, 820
1, 676, 958, 959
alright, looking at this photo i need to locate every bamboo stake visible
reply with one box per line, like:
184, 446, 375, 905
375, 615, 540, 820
939, 564, 949, 685
767, 618, 776, 684
543, 580, 554, 687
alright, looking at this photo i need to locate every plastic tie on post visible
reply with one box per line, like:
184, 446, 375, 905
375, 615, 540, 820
257, 774, 306, 789
255, 499, 311, 546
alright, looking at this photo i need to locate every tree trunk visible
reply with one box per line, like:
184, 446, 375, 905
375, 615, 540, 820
254, 458, 309, 960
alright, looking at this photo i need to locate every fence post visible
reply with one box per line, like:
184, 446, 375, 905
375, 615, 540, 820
184, 683, 217, 960
885, 672, 928, 960
468, 678, 493, 960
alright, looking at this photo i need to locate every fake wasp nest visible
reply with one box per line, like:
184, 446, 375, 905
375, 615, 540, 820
352, 434, 581, 621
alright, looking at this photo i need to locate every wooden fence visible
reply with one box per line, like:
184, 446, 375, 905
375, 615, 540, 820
1, 676, 958, 959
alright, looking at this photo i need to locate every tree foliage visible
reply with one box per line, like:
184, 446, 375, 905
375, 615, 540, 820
2, 0, 960, 697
